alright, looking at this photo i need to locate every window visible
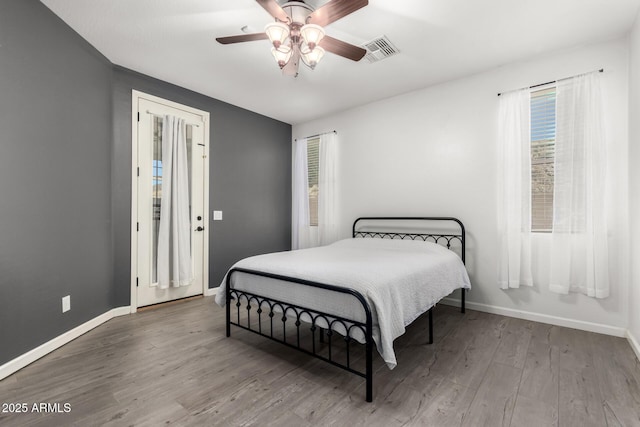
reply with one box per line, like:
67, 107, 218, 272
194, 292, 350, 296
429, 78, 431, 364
498, 73, 608, 296
530, 87, 556, 232
307, 137, 320, 226
292, 132, 338, 249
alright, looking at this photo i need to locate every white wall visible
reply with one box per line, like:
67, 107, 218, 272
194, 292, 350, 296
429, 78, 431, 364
294, 38, 630, 333
628, 12, 640, 344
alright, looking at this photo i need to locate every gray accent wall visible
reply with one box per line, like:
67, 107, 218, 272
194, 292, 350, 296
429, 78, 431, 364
0, 0, 114, 364
0, 0, 291, 366
112, 67, 291, 306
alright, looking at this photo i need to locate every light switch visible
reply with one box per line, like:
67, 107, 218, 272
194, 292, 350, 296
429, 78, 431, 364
213, 210, 223, 221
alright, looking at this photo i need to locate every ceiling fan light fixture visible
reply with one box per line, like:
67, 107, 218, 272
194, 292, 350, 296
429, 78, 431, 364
301, 45, 325, 70
217, 0, 369, 76
271, 45, 293, 68
300, 24, 325, 50
265, 22, 289, 48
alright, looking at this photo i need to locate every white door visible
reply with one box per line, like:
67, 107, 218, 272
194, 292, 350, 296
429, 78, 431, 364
133, 93, 209, 308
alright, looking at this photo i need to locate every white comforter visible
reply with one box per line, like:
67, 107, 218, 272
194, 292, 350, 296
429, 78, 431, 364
215, 238, 471, 369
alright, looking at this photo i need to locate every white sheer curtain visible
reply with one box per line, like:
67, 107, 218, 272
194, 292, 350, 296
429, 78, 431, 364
549, 72, 609, 298
292, 138, 316, 249
497, 88, 533, 289
291, 133, 339, 249
318, 132, 339, 246
157, 115, 193, 289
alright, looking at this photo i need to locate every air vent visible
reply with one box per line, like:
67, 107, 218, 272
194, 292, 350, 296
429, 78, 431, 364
362, 36, 399, 63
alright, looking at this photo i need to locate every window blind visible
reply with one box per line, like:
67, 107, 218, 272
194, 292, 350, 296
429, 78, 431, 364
307, 137, 320, 226
530, 87, 556, 232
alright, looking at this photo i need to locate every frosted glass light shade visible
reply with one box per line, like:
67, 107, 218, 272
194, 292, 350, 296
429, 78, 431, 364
271, 45, 292, 68
300, 24, 325, 49
265, 22, 289, 48
301, 45, 325, 69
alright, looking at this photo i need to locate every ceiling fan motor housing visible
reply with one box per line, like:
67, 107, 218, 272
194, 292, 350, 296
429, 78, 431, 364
280, 1, 314, 26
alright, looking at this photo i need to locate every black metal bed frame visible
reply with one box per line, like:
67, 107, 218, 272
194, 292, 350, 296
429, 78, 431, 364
225, 217, 466, 402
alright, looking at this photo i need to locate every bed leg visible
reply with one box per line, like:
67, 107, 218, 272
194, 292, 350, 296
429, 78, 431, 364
319, 327, 325, 343
428, 308, 433, 344
461, 288, 466, 314
366, 339, 373, 402
226, 300, 231, 338
226, 276, 231, 337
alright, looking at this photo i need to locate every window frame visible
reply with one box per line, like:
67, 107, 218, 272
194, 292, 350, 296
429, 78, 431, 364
306, 137, 320, 227
530, 85, 556, 233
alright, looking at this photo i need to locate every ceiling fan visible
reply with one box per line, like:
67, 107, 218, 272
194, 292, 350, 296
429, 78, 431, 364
216, 0, 368, 77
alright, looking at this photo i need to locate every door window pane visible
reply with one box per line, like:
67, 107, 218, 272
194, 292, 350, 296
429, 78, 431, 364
152, 117, 163, 283
186, 124, 193, 221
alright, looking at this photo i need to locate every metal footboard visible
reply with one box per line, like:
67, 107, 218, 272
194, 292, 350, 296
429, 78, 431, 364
226, 267, 377, 401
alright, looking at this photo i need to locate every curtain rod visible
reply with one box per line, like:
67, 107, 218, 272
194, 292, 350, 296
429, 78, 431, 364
497, 68, 604, 97
145, 110, 201, 127
294, 130, 336, 142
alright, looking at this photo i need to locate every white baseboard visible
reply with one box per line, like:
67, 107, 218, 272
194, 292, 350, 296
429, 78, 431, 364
626, 330, 640, 361
204, 286, 219, 297
440, 297, 626, 338
111, 306, 132, 317
0, 306, 131, 381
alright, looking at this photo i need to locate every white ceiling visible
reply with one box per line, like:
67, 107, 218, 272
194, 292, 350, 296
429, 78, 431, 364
40, 0, 640, 125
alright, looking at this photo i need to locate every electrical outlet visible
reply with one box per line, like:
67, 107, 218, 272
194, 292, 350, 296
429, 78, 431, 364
213, 210, 223, 221
62, 295, 70, 313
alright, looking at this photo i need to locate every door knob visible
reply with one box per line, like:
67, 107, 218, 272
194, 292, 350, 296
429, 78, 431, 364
195, 226, 205, 232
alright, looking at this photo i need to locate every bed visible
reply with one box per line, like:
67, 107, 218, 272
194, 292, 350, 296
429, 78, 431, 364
215, 217, 471, 402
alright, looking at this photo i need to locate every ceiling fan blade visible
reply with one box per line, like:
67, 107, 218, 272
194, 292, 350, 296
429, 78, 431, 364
216, 33, 269, 44
256, 0, 290, 22
308, 0, 368, 27
319, 35, 366, 61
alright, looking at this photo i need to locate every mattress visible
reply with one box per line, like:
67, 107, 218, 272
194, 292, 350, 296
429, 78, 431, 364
215, 238, 471, 369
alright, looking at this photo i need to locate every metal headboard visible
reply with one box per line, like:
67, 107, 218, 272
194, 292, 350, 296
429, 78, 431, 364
352, 217, 466, 264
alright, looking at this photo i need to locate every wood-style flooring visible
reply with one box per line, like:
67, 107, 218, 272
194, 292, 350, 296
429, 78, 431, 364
1, 297, 640, 426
